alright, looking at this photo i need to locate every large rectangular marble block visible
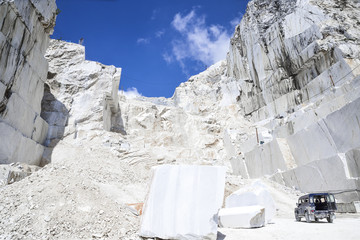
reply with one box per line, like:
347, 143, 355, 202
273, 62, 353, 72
139, 165, 226, 240
244, 139, 287, 178
325, 97, 360, 153
218, 205, 265, 229
0, 122, 44, 165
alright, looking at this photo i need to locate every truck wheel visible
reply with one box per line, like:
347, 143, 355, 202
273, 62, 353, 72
305, 211, 311, 223
295, 214, 301, 222
315, 217, 319, 222
327, 216, 333, 223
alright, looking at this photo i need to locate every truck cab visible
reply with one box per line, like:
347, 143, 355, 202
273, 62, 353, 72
294, 193, 337, 223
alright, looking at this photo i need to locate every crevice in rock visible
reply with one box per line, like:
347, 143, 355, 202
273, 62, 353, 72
40, 83, 69, 166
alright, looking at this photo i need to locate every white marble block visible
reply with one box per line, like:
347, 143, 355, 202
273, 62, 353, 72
139, 165, 226, 240
218, 205, 265, 229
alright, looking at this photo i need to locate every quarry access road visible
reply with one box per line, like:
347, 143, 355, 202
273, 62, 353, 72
219, 216, 360, 240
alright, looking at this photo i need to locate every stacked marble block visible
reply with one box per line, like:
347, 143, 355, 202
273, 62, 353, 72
225, 0, 360, 202
227, 74, 360, 202
227, 69, 360, 201
0, 0, 56, 165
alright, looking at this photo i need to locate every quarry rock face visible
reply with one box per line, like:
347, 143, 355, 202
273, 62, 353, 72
0, 0, 57, 165
45, 40, 122, 138
221, 0, 360, 202
118, 93, 252, 166
42, 39, 122, 162
155, 2, 356, 204
226, 0, 360, 120
170, 0, 360, 202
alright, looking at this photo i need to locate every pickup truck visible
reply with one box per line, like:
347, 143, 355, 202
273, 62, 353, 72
294, 193, 337, 223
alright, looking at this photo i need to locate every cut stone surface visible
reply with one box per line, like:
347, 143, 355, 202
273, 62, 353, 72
0, 0, 56, 165
139, 165, 226, 240
0, 122, 44, 165
218, 205, 265, 229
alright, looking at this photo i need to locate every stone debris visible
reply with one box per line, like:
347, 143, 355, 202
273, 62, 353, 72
225, 180, 276, 223
0, 137, 147, 239
139, 165, 226, 240
218, 205, 265, 229
0, 162, 40, 186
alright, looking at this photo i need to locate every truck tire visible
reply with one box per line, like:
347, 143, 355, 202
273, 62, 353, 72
327, 215, 333, 223
305, 211, 311, 223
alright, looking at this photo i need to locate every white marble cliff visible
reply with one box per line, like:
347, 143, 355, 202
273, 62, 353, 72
0, 0, 57, 166
42, 40, 122, 164
222, 0, 360, 202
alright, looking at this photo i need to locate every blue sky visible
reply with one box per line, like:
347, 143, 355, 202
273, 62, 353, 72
52, 0, 249, 98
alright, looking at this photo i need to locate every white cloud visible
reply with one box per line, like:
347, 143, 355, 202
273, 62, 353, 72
137, 38, 150, 44
162, 52, 173, 64
168, 10, 231, 68
155, 30, 165, 38
120, 87, 142, 99
172, 10, 196, 32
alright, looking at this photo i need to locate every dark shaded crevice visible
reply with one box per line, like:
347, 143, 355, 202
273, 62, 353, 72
0, 86, 12, 114
39, 83, 69, 166
47, 71, 57, 80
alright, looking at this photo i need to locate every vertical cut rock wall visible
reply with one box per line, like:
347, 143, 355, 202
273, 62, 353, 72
0, 0, 57, 165
224, 0, 360, 201
227, 0, 360, 120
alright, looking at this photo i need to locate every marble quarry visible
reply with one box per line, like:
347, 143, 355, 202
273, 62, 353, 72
1, 0, 360, 208
42, 0, 360, 203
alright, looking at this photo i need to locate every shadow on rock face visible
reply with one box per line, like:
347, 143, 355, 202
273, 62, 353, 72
40, 83, 69, 166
